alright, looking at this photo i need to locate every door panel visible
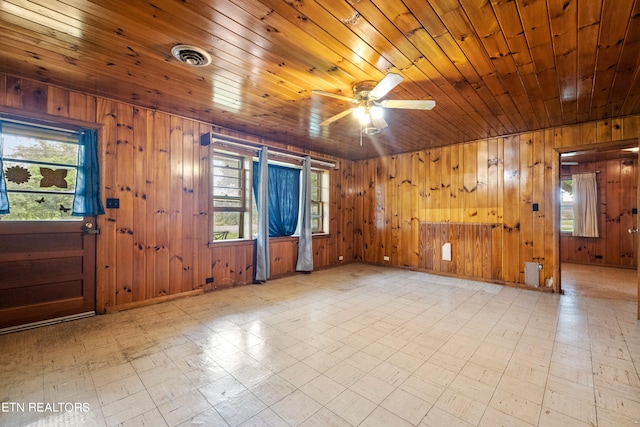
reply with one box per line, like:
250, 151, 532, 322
0, 220, 96, 329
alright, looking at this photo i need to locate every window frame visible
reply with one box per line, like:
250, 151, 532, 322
310, 169, 324, 233
210, 150, 252, 242
208, 142, 332, 242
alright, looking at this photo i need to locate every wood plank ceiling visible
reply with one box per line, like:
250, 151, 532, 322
1, 0, 639, 160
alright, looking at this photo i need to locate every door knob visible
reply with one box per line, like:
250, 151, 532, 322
83, 222, 100, 235
628, 228, 639, 234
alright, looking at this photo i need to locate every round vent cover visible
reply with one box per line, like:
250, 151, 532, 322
171, 45, 212, 67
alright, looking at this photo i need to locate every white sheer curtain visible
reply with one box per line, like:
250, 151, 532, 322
296, 156, 313, 272
254, 147, 270, 283
572, 172, 599, 238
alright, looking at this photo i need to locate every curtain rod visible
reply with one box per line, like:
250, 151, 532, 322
207, 133, 337, 169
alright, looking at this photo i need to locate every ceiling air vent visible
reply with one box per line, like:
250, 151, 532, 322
171, 44, 211, 67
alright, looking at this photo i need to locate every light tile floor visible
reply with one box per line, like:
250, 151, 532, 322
1, 263, 639, 426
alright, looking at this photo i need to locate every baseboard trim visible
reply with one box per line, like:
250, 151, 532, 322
0, 311, 95, 335
103, 289, 205, 313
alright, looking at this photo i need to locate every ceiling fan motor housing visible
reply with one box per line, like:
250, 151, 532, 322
353, 81, 378, 101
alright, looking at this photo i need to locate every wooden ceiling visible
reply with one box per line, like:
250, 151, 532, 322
1, 0, 639, 160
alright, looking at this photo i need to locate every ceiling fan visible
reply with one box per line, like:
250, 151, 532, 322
312, 73, 436, 135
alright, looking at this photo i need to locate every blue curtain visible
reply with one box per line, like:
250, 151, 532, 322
0, 122, 9, 214
72, 129, 105, 216
296, 156, 313, 272
254, 147, 270, 283
253, 162, 300, 237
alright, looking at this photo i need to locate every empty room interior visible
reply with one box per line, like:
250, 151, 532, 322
0, 1, 639, 426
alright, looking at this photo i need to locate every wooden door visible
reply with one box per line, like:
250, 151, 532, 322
0, 219, 96, 330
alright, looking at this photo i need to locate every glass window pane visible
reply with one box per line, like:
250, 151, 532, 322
560, 206, 573, 232
213, 168, 241, 179
3, 134, 78, 165
311, 202, 320, 215
4, 161, 76, 192
213, 175, 241, 187
213, 187, 242, 198
213, 211, 241, 239
311, 187, 319, 200
213, 199, 243, 208
561, 179, 573, 200
213, 156, 241, 169
3, 192, 76, 221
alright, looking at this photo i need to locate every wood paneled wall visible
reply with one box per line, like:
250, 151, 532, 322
208, 234, 336, 288
2, 73, 639, 301
419, 222, 502, 280
354, 119, 639, 288
0, 74, 355, 312
561, 159, 638, 267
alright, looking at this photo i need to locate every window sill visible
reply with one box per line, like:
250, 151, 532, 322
208, 238, 253, 247
561, 232, 600, 238
208, 233, 331, 247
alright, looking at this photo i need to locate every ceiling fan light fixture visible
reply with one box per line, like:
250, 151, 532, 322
353, 106, 370, 124
370, 106, 383, 120
313, 73, 432, 137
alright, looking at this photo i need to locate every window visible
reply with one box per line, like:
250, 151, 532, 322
560, 178, 573, 232
209, 144, 330, 241
1, 122, 81, 221
310, 169, 326, 233
211, 151, 251, 240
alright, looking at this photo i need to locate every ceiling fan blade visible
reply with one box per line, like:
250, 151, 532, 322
312, 90, 356, 103
371, 114, 387, 130
369, 73, 404, 100
319, 108, 353, 126
379, 99, 436, 110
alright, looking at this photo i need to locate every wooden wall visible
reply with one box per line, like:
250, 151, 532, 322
419, 222, 502, 280
0, 74, 355, 313
2, 73, 639, 302
560, 159, 638, 267
354, 119, 639, 288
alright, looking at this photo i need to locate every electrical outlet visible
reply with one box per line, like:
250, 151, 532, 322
338, 255, 344, 261
383, 255, 390, 261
